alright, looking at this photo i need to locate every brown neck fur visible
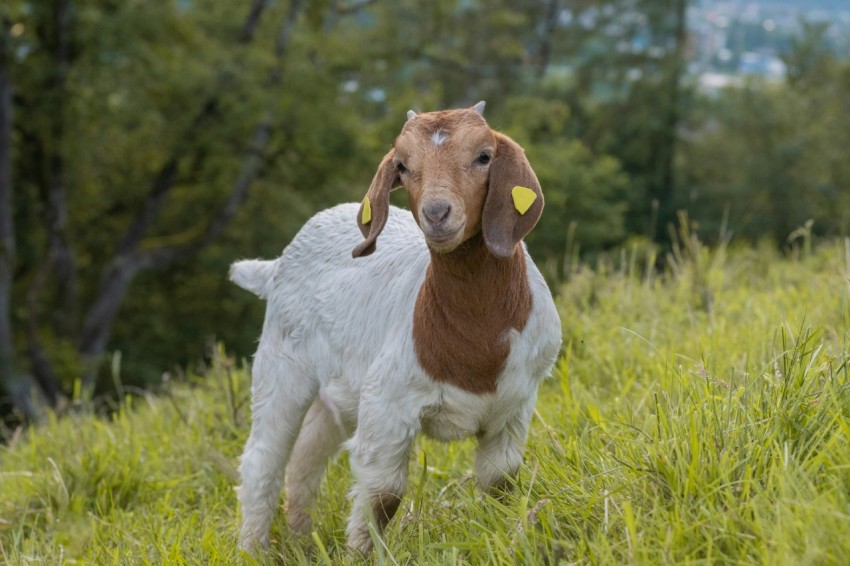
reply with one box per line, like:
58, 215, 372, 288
412, 233, 532, 394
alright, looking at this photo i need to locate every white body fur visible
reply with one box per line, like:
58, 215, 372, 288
232, 203, 561, 551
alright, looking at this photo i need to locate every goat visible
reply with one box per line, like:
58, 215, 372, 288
231, 101, 562, 553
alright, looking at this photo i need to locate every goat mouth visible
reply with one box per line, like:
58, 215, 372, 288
424, 228, 463, 251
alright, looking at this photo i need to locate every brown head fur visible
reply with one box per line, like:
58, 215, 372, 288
352, 103, 543, 259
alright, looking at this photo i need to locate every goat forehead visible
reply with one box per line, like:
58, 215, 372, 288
400, 109, 488, 140
397, 119, 492, 159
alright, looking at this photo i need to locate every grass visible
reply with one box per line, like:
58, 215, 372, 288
2, 237, 850, 564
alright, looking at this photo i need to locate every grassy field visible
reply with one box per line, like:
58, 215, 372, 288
2, 237, 850, 565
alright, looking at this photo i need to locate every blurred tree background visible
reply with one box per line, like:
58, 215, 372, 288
0, 0, 848, 421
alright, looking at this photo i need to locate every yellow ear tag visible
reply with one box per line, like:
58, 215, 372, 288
511, 186, 537, 215
361, 196, 372, 224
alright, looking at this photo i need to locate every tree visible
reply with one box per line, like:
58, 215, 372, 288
11, 0, 288, 403
0, 14, 18, 416
2, 0, 398, 414
783, 19, 834, 90
3, 0, 299, 408
678, 22, 850, 245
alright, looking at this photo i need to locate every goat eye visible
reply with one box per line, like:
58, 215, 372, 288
476, 153, 491, 165
396, 162, 408, 174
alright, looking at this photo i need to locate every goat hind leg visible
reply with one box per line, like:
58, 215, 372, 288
284, 396, 351, 535
238, 352, 316, 550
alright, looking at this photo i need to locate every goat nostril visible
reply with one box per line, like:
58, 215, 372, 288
423, 202, 451, 225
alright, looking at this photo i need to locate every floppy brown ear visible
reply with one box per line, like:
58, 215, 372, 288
352, 149, 402, 258
482, 132, 544, 259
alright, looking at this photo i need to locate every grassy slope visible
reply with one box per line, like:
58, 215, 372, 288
2, 240, 849, 565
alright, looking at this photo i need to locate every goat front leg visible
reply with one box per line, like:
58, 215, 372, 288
475, 402, 535, 495
345, 399, 418, 554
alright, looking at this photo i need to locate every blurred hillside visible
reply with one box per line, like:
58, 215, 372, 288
691, 0, 850, 88
1, 0, 848, 421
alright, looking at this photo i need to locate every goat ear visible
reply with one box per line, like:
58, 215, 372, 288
353, 149, 401, 258
482, 132, 543, 259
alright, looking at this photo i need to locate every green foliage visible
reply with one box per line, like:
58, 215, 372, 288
679, 57, 850, 244
4, 0, 850, 408
3, 240, 850, 563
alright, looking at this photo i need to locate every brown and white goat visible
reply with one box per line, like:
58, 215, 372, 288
230, 102, 561, 553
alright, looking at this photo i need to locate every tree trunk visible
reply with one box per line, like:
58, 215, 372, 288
239, 0, 269, 43
26, 261, 64, 405
536, 0, 561, 79
24, 0, 78, 404
654, 0, 688, 234
0, 22, 16, 401
78, 256, 143, 372
43, 0, 78, 337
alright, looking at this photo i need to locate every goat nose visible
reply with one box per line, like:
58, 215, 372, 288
422, 201, 451, 225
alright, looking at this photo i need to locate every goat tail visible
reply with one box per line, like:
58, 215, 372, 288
229, 259, 277, 299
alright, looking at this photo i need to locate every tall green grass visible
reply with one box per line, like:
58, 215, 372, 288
2, 239, 849, 564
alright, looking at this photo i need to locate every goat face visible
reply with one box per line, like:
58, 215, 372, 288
395, 110, 494, 253
352, 102, 544, 260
